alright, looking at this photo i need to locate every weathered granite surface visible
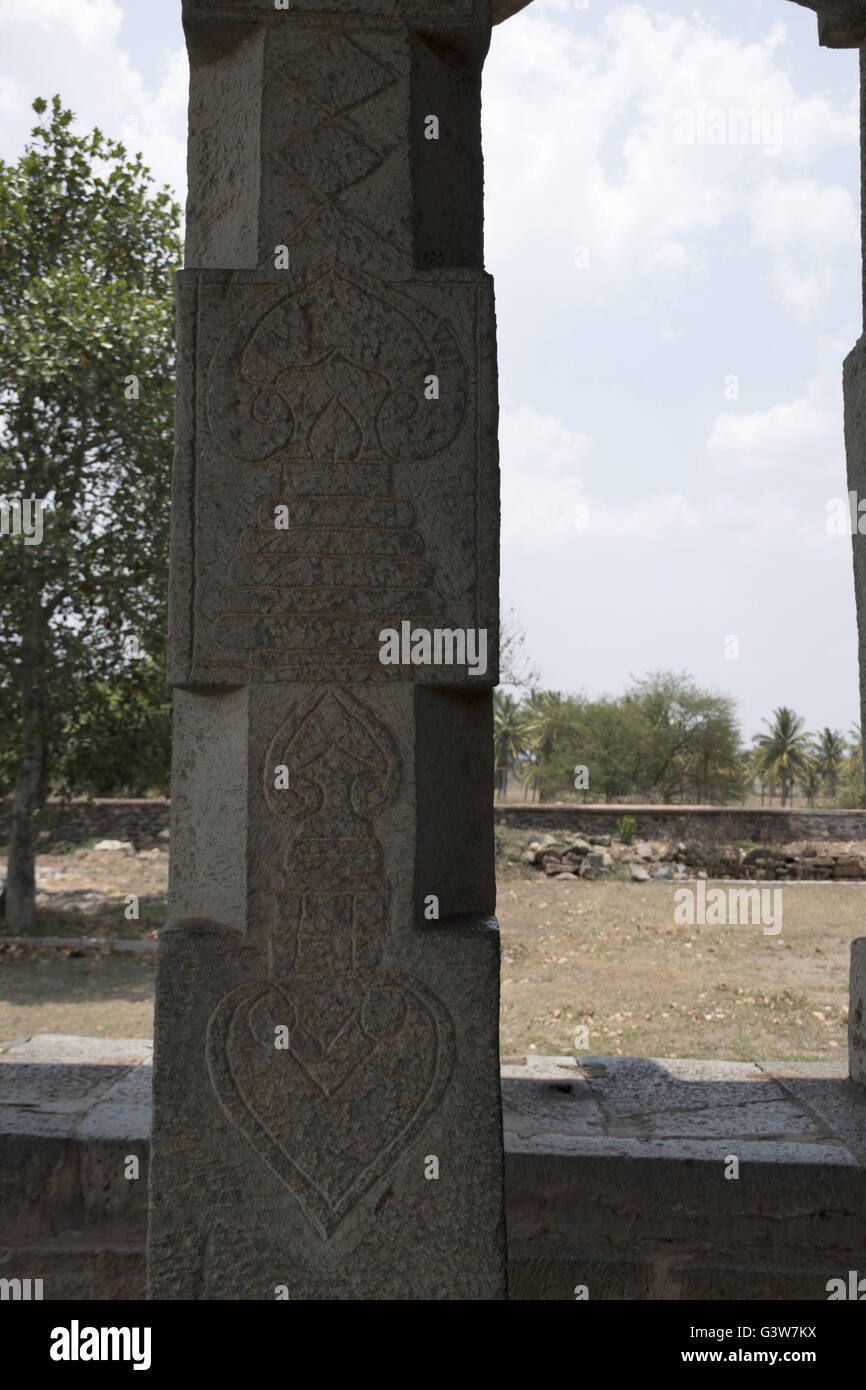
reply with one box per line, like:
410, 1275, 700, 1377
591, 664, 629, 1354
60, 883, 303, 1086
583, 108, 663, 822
148, 0, 506, 1299
851, 939, 866, 1084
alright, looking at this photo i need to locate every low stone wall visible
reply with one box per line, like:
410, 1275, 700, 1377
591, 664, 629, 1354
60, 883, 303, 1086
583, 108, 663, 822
4, 1042, 865, 1301
0, 799, 170, 852
3, 800, 865, 855
496, 805, 866, 843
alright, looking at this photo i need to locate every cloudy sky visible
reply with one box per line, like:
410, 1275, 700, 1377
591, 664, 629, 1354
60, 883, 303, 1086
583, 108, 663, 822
0, 0, 860, 742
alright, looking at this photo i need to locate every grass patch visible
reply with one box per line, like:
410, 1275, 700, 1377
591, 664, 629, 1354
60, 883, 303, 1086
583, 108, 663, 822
2, 898, 165, 941
0, 947, 155, 1039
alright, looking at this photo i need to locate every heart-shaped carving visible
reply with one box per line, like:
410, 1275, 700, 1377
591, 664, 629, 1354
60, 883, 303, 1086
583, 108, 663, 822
206, 970, 454, 1239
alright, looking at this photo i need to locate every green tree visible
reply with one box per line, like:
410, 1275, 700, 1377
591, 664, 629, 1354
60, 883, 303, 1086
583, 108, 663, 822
54, 659, 172, 797
802, 759, 822, 807
521, 690, 581, 801
623, 671, 741, 804
814, 727, 846, 800
492, 690, 528, 799
732, 746, 755, 805
831, 723, 866, 808
752, 707, 812, 807
509, 671, 743, 805
573, 695, 644, 802
0, 96, 180, 929
849, 723, 864, 790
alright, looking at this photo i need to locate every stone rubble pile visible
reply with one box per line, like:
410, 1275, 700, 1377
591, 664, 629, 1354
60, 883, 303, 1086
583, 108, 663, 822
521, 834, 691, 882
745, 845, 866, 880
520, 835, 866, 882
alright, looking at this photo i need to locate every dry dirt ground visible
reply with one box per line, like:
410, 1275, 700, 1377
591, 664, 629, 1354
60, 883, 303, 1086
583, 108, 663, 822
498, 877, 856, 1060
0, 840, 862, 1058
0, 844, 164, 1037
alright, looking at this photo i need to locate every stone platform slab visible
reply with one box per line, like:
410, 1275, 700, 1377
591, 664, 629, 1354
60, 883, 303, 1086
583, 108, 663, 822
504, 1054, 866, 1299
2, 1038, 864, 1300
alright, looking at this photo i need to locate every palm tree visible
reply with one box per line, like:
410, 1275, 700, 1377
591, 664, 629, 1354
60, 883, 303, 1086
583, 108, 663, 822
815, 727, 846, 799
520, 690, 573, 802
752, 707, 813, 807
802, 759, 823, 808
843, 722, 864, 804
738, 747, 757, 806
492, 691, 528, 799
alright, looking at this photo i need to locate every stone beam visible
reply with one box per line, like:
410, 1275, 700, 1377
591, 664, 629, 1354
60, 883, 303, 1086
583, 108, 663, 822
790, 0, 866, 47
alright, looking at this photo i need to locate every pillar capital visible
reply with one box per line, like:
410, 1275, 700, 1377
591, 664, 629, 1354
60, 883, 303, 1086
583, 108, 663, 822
791, 0, 866, 47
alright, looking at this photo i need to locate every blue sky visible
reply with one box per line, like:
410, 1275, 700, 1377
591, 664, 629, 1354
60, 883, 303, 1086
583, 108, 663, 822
0, 0, 860, 743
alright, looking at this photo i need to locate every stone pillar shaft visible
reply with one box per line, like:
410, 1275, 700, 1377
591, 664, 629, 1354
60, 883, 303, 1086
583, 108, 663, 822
147, 0, 506, 1299
807, 2, 866, 1085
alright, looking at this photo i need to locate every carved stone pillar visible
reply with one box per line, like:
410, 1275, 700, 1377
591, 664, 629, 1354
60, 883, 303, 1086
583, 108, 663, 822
147, 0, 506, 1298
795, 1, 866, 1086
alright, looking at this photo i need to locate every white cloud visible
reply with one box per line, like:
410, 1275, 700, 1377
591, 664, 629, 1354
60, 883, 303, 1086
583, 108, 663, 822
749, 178, 858, 316
589, 491, 702, 538
0, 0, 122, 47
118, 46, 188, 198
0, 73, 25, 118
484, 3, 857, 293
500, 406, 594, 552
0, 0, 187, 203
706, 367, 842, 473
500, 405, 702, 549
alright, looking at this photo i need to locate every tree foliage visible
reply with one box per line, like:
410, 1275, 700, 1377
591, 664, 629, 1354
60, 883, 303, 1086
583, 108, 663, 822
752, 707, 813, 808
0, 96, 180, 925
494, 670, 744, 804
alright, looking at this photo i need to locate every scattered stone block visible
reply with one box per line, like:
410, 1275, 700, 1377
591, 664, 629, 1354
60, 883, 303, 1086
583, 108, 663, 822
834, 858, 865, 878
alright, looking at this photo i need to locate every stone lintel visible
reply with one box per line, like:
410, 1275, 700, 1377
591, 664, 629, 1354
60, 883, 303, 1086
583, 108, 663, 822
182, 0, 492, 37
790, 0, 866, 47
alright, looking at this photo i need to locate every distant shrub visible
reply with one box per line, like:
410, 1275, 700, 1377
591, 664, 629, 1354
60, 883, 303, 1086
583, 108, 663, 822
617, 815, 637, 845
